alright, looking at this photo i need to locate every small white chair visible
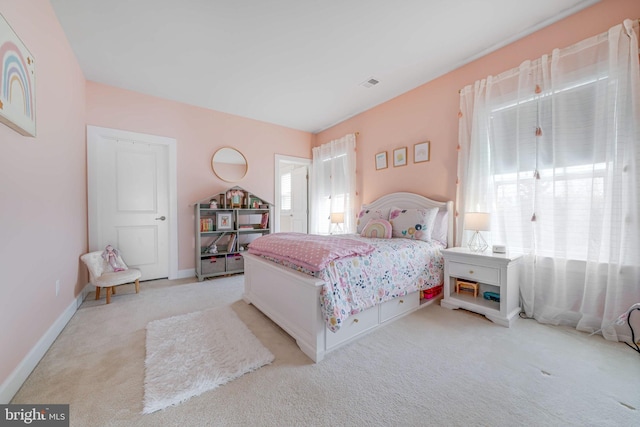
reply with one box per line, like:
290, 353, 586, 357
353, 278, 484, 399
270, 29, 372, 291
80, 251, 142, 304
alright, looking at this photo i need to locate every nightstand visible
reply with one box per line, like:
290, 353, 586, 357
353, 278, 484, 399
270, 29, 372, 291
440, 247, 522, 327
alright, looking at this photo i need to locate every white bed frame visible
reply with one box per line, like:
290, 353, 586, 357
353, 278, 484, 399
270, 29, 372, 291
242, 192, 454, 362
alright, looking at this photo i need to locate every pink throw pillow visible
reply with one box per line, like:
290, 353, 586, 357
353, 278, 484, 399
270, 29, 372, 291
360, 219, 392, 239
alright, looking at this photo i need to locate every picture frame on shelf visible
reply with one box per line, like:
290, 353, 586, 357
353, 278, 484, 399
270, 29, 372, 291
375, 151, 387, 170
393, 147, 407, 167
414, 141, 430, 163
249, 196, 261, 209
216, 212, 233, 230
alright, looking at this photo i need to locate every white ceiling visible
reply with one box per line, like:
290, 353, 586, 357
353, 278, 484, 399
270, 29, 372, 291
50, 0, 598, 133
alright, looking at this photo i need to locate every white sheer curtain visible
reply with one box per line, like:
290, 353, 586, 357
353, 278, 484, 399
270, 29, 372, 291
310, 133, 357, 235
457, 20, 640, 341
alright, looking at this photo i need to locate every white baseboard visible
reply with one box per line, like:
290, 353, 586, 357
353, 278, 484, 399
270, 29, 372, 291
0, 291, 85, 403
80, 282, 93, 304
177, 268, 196, 279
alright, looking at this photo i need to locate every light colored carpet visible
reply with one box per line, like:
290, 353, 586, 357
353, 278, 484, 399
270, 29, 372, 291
143, 306, 274, 414
11, 275, 640, 426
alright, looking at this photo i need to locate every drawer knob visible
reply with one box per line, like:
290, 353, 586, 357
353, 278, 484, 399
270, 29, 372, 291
353, 318, 359, 323
469, 270, 474, 274
399, 299, 404, 304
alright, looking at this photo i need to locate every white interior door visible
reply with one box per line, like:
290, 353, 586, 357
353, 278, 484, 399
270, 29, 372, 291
274, 155, 310, 233
291, 165, 308, 233
87, 126, 178, 280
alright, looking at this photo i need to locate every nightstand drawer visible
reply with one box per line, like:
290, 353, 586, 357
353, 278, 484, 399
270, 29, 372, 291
449, 261, 499, 285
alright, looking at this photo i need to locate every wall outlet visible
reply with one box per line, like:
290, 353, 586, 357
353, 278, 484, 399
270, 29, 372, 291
55, 279, 60, 297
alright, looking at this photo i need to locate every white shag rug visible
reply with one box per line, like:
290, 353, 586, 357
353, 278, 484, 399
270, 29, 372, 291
143, 306, 274, 414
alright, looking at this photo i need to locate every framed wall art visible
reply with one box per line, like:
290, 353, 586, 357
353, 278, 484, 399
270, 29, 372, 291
375, 151, 388, 170
0, 14, 36, 136
393, 147, 407, 167
414, 141, 430, 163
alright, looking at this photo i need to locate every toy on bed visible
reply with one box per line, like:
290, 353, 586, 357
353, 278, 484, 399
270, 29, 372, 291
102, 245, 127, 272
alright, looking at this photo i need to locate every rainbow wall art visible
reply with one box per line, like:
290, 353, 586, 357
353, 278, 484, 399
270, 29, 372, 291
0, 13, 35, 137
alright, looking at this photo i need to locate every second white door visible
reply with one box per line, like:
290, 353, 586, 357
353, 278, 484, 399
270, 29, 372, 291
88, 126, 171, 280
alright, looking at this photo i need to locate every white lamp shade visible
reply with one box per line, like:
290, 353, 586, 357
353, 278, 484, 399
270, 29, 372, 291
330, 212, 344, 224
464, 212, 491, 231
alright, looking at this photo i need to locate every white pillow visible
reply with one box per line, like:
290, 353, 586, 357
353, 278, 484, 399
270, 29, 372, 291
356, 207, 390, 234
431, 210, 449, 245
388, 207, 439, 241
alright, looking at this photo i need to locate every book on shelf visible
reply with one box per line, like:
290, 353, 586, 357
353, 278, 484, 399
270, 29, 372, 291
227, 234, 236, 252
260, 212, 269, 229
200, 218, 214, 232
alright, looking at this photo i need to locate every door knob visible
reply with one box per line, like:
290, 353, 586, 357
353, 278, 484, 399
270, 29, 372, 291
155, 216, 166, 221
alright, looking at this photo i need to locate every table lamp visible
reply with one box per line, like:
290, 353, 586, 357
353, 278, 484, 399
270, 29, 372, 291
464, 212, 490, 252
330, 212, 345, 234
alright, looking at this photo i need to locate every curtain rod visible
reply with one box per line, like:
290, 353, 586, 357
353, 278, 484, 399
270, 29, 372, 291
456, 18, 640, 95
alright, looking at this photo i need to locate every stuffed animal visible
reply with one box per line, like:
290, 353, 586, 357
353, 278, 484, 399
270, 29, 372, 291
102, 245, 126, 272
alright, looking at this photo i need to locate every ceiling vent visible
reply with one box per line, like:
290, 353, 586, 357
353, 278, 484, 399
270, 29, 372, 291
360, 77, 380, 88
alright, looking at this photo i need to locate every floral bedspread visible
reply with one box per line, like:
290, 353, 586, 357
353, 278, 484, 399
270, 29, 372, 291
256, 235, 445, 332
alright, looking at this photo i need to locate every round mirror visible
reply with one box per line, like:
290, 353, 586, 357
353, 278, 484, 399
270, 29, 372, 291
211, 147, 248, 182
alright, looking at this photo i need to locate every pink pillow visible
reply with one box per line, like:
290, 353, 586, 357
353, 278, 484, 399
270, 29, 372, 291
356, 208, 390, 234
360, 219, 392, 239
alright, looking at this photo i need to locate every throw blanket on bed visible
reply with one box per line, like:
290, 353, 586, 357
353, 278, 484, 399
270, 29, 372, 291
248, 232, 375, 272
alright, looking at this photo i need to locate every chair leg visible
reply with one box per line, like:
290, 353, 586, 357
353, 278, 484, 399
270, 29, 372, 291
112, 286, 116, 295
95, 287, 101, 300
106, 287, 112, 304
135, 279, 140, 294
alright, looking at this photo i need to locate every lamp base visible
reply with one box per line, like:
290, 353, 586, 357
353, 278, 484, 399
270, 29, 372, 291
468, 231, 488, 252
330, 223, 344, 235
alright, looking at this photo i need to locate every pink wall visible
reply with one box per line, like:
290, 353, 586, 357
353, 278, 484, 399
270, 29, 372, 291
2, 0, 638, 398
0, 0, 87, 385
315, 0, 640, 210
85, 82, 313, 271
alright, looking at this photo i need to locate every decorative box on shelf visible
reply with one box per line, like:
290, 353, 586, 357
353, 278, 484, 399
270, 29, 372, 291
201, 255, 225, 275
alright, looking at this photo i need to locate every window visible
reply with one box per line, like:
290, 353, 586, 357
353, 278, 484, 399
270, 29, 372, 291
314, 156, 349, 235
490, 78, 609, 260
280, 171, 291, 212
311, 134, 356, 234
457, 19, 640, 340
